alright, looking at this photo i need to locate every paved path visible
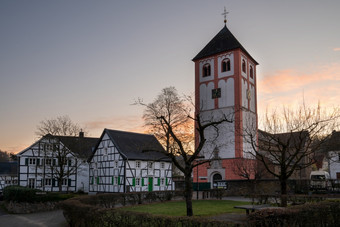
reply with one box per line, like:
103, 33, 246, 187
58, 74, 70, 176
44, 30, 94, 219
0, 210, 68, 227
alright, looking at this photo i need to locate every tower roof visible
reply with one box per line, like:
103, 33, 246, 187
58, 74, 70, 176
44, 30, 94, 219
192, 25, 258, 64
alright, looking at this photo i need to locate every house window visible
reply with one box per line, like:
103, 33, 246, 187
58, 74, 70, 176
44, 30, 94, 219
44, 178, 52, 186
148, 161, 153, 169
136, 161, 141, 168
160, 162, 165, 169
29, 158, 36, 165
336, 172, 340, 180
114, 160, 119, 168
338, 153, 340, 161
136, 178, 141, 186
221, 58, 231, 72
203, 63, 211, 77
242, 59, 246, 73
160, 178, 165, 186
249, 65, 254, 79
28, 179, 35, 188
45, 158, 52, 166
114, 176, 119, 185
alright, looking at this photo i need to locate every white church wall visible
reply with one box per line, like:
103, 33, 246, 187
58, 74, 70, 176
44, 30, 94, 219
242, 111, 257, 158
242, 79, 248, 108
249, 84, 256, 112
218, 78, 234, 108
200, 109, 235, 159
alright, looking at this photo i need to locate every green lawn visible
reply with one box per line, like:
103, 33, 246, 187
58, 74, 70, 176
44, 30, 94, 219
120, 200, 251, 217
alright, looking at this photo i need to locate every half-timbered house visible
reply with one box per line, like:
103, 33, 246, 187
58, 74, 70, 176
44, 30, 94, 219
17, 132, 98, 192
89, 129, 172, 193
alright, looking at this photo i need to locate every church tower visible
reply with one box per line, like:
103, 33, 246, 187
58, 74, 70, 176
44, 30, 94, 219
193, 15, 258, 186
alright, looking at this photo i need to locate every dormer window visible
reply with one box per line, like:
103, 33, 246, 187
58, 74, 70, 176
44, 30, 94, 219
249, 66, 254, 79
221, 58, 231, 72
203, 63, 211, 77
242, 60, 246, 73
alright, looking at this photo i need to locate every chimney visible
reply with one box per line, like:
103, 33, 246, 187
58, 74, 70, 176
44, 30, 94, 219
79, 130, 84, 138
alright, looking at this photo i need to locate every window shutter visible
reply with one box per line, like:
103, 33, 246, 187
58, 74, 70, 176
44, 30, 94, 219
142, 178, 144, 186
132, 178, 135, 186
166, 178, 168, 186
96, 177, 100, 185
118, 176, 121, 185
157, 178, 160, 186
68, 179, 71, 187
112, 177, 114, 185
25, 158, 28, 166
91, 177, 94, 185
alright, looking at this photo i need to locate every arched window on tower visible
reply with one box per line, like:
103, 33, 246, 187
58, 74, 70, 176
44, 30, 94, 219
221, 58, 231, 72
242, 60, 246, 73
203, 63, 211, 77
249, 65, 254, 79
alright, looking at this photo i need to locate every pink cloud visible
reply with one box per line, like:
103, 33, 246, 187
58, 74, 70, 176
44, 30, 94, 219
333, 48, 340, 51
84, 115, 147, 137
258, 63, 340, 114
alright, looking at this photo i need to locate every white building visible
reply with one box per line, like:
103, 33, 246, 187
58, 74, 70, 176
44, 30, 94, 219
89, 129, 172, 193
327, 131, 340, 180
17, 133, 98, 192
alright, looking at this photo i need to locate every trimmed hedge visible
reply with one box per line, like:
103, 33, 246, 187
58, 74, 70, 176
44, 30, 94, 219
3, 185, 74, 203
60, 191, 240, 227
248, 200, 340, 226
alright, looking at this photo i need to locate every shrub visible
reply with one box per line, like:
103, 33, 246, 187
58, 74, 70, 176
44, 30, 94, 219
3, 185, 75, 203
248, 200, 340, 226
3, 185, 41, 202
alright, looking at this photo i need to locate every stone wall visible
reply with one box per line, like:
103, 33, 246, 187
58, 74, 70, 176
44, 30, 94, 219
4, 201, 59, 214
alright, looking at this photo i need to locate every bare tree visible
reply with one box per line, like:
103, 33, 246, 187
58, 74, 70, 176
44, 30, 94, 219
136, 87, 233, 216
35, 116, 87, 192
245, 103, 340, 206
36, 115, 84, 137
0, 149, 11, 162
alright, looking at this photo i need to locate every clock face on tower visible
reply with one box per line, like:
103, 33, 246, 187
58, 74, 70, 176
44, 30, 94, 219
212, 88, 221, 99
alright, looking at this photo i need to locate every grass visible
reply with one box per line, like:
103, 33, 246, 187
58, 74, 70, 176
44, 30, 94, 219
120, 200, 251, 217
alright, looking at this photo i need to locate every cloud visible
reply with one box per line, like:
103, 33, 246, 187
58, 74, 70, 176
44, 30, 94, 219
83, 115, 147, 137
258, 63, 340, 114
333, 48, 340, 51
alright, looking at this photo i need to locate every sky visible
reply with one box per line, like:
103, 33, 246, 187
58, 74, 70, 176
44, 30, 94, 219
1, 0, 340, 154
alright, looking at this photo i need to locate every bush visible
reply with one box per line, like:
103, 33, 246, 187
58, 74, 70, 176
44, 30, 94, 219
248, 200, 340, 226
3, 185, 75, 203
3, 185, 41, 202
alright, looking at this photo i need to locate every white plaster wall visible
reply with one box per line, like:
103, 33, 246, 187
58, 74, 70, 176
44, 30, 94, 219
199, 82, 215, 111
249, 84, 256, 112
218, 78, 234, 108
242, 79, 248, 108
329, 151, 340, 179
200, 109, 235, 159
242, 111, 257, 158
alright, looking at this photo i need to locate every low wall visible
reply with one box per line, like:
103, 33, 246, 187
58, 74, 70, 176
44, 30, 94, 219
4, 201, 59, 214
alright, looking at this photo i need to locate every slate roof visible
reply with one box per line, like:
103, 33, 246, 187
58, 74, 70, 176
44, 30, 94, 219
99, 129, 170, 161
322, 131, 340, 152
258, 130, 309, 148
192, 25, 258, 64
55, 135, 99, 160
0, 162, 17, 176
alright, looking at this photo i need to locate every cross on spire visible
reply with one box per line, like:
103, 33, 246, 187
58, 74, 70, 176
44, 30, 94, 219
222, 7, 229, 25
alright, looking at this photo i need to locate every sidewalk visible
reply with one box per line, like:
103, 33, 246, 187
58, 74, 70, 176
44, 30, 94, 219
0, 210, 68, 227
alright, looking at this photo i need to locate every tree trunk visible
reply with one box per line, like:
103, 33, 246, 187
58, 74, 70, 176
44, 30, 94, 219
280, 178, 288, 207
184, 171, 193, 216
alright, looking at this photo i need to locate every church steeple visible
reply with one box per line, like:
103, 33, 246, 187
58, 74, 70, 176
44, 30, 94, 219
192, 25, 258, 65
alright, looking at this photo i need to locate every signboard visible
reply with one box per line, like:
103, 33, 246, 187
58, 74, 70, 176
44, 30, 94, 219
213, 180, 228, 189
